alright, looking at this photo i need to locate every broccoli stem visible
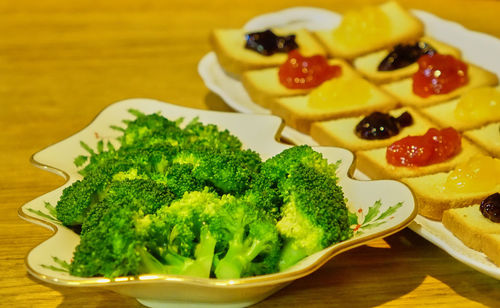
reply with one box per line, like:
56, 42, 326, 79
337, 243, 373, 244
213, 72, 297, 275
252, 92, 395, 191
278, 239, 309, 271
137, 247, 168, 274
214, 237, 267, 279
164, 226, 216, 278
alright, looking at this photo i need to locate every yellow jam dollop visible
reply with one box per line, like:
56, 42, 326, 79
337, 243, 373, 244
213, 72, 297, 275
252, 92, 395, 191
444, 154, 500, 193
332, 6, 391, 48
454, 87, 500, 121
308, 76, 372, 109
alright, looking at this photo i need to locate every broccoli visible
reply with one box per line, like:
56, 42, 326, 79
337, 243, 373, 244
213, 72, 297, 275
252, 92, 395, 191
114, 109, 185, 148
144, 189, 224, 278
56, 109, 352, 280
276, 164, 351, 271
244, 145, 351, 270
55, 169, 111, 227
80, 178, 175, 236
172, 146, 261, 196
246, 145, 340, 221
70, 178, 175, 277
182, 117, 243, 151
212, 198, 281, 279
144, 189, 279, 279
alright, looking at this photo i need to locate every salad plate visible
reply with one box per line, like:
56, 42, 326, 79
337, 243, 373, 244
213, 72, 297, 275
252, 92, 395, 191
19, 98, 416, 307
197, 7, 500, 280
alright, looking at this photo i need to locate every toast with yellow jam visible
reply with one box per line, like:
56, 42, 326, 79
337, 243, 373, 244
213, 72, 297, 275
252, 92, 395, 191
313, 1, 423, 59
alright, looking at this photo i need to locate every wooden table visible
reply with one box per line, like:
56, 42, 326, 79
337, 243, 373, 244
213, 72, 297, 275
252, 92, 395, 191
2, 0, 500, 306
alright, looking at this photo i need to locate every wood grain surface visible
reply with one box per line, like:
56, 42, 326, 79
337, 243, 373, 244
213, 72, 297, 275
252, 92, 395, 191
2, 0, 500, 307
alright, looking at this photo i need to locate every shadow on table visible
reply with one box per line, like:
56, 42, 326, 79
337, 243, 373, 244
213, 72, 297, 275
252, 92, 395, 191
27, 275, 142, 308
257, 228, 500, 307
204, 91, 236, 112
28, 228, 500, 308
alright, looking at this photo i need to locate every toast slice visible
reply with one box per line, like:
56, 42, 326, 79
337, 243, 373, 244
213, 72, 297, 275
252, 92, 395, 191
464, 122, 500, 158
381, 63, 498, 107
270, 76, 397, 134
356, 139, 483, 180
419, 86, 500, 131
211, 28, 326, 76
353, 36, 461, 84
442, 205, 500, 251
402, 171, 498, 220
310, 107, 434, 152
241, 59, 354, 109
313, 1, 423, 60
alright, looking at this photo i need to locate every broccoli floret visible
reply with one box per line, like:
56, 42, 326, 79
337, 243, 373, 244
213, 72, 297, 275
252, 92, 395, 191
276, 164, 352, 271
172, 147, 261, 196
182, 118, 243, 151
115, 109, 185, 148
114, 110, 243, 152
55, 170, 111, 227
144, 189, 279, 279
154, 163, 210, 199
78, 143, 179, 178
246, 145, 339, 221
143, 190, 226, 278
80, 178, 175, 236
70, 179, 174, 278
212, 198, 281, 279
70, 202, 149, 278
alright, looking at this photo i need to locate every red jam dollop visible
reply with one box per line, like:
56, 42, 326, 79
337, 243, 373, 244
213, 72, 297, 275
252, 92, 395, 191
412, 54, 469, 98
278, 50, 342, 89
386, 127, 461, 167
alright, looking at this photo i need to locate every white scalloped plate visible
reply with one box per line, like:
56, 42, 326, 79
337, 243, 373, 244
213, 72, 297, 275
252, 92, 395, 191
19, 98, 416, 307
197, 7, 500, 280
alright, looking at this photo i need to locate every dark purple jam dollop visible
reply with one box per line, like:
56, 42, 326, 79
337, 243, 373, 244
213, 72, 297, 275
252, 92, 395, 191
355, 111, 414, 140
480, 193, 500, 223
245, 29, 298, 56
377, 41, 436, 71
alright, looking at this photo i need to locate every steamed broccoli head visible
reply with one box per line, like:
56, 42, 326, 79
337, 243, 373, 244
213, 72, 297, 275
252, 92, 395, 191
70, 200, 150, 278
80, 178, 175, 236
246, 145, 339, 221
117, 109, 184, 148
276, 164, 352, 271
211, 197, 281, 279
70, 178, 175, 278
148, 189, 223, 257
183, 118, 243, 151
55, 170, 111, 227
113, 110, 243, 152
171, 146, 261, 196
259, 145, 338, 182
144, 189, 227, 278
